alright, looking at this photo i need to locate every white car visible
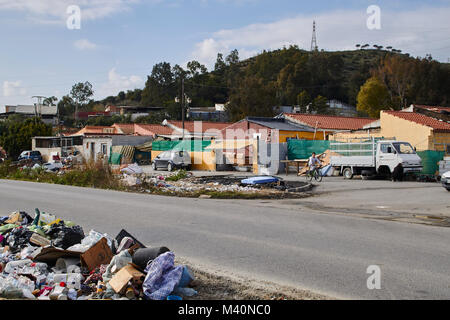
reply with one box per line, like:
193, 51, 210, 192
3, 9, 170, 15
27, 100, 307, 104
42, 162, 63, 172
442, 171, 450, 192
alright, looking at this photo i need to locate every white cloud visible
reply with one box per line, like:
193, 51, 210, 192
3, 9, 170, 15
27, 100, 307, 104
191, 6, 450, 67
0, 0, 141, 22
97, 68, 144, 99
74, 39, 98, 51
2, 80, 27, 97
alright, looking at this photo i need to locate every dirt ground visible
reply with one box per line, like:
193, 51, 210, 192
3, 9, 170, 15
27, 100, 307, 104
176, 259, 332, 300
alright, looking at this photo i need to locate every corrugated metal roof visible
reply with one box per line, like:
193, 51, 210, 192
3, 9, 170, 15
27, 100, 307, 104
247, 117, 315, 132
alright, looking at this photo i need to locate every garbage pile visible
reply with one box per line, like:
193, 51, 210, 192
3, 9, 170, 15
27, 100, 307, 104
152, 175, 261, 193
0, 209, 197, 300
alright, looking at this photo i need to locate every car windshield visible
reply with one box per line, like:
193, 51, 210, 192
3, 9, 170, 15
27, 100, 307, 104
393, 143, 415, 154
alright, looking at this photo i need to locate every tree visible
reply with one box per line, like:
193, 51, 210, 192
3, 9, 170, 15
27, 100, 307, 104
311, 95, 330, 114
214, 53, 226, 72
43, 96, 58, 106
186, 60, 207, 78
226, 76, 277, 122
373, 55, 413, 109
57, 95, 75, 118
357, 77, 391, 118
70, 81, 94, 121
141, 62, 175, 107
297, 90, 311, 113
226, 49, 240, 65
118, 91, 126, 101
0, 117, 52, 159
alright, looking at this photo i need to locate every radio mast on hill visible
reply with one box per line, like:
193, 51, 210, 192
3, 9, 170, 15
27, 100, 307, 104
311, 21, 318, 52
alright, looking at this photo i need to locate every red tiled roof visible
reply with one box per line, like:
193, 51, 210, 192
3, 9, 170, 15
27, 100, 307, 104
135, 124, 174, 136
166, 121, 232, 133
383, 111, 450, 133
112, 123, 136, 134
414, 105, 450, 113
284, 113, 376, 130
71, 126, 117, 136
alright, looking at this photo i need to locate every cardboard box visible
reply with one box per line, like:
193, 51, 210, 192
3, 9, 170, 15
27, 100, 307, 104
30, 233, 52, 247
33, 247, 81, 264
81, 237, 113, 271
109, 264, 145, 294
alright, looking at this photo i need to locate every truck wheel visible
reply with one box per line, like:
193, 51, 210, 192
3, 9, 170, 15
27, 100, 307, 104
167, 163, 173, 172
152, 162, 157, 171
343, 168, 353, 180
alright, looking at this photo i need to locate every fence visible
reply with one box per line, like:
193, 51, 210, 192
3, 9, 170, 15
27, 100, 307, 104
287, 140, 330, 160
152, 140, 212, 152
417, 150, 445, 176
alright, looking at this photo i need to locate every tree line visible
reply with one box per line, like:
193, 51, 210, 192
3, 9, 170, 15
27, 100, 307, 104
49, 47, 450, 125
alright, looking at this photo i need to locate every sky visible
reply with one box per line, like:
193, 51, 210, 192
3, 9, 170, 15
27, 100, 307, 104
0, 0, 449, 106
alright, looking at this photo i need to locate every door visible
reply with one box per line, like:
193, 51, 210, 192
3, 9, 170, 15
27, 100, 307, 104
155, 152, 169, 168
90, 142, 95, 161
378, 143, 396, 170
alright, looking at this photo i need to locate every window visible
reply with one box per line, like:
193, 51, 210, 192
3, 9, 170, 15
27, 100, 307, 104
101, 144, 107, 155
380, 144, 391, 153
392, 142, 415, 154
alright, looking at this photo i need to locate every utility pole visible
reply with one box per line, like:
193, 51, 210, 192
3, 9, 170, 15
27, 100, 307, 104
32, 96, 46, 123
311, 21, 318, 52
181, 77, 185, 141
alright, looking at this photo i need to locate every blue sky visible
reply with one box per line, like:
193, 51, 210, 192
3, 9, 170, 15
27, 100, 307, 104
0, 0, 449, 106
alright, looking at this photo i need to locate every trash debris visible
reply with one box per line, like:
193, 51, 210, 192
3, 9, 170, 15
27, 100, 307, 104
0, 208, 198, 300
132, 247, 170, 271
142, 251, 184, 300
241, 176, 279, 185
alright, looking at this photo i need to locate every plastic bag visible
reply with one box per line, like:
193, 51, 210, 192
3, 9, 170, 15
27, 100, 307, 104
67, 230, 115, 253
102, 249, 132, 283
45, 222, 84, 250
6, 227, 35, 253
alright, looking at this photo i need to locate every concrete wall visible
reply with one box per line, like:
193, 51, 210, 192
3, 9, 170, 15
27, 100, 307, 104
83, 137, 112, 162
332, 113, 450, 153
380, 112, 433, 151
432, 132, 450, 153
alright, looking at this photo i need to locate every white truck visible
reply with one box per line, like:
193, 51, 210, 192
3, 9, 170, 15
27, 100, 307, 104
330, 138, 423, 179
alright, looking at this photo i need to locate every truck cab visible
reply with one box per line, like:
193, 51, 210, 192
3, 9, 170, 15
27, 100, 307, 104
376, 141, 423, 175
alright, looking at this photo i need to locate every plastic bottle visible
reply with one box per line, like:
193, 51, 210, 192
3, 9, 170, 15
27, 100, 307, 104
53, 273, 83, 290
4, 259, 33, 274
67, 288, 78, 300
0, 287, 24, 299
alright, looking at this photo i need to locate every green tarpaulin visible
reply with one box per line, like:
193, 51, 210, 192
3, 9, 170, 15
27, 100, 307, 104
287, 140, 330, 160
417, 150, 445, 176
152, 140, 212, 152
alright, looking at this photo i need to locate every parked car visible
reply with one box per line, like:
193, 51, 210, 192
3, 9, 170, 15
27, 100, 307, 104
151, 150, 191, 172
18, 150, 43, 163
441, 171, 450, 192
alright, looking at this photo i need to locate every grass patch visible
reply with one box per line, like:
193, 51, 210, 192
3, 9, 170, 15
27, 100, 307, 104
165, 169, 189, 182
0, 161, 125, 190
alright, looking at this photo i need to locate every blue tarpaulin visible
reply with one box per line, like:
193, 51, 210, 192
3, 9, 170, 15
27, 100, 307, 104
241, 176, 279, 185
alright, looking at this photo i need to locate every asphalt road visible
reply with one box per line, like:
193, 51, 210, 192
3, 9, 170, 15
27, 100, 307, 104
1, 179, 449, 300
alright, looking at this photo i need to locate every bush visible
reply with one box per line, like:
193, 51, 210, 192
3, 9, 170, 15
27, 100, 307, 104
0, 160, 123, 190
165, 169, 189, 182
